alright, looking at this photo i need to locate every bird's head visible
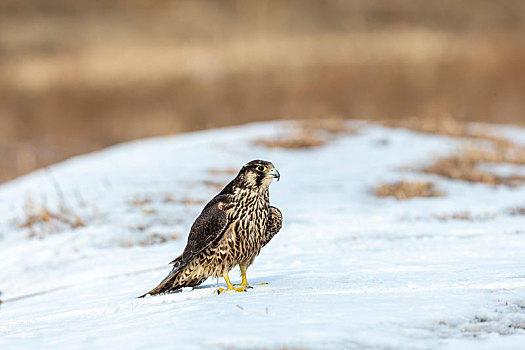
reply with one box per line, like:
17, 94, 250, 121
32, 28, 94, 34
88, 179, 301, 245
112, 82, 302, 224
236, 160, 280, 190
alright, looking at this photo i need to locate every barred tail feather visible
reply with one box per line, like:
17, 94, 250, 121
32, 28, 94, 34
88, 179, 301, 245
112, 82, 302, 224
138, 268, 182, 298
138, 256, 206, 298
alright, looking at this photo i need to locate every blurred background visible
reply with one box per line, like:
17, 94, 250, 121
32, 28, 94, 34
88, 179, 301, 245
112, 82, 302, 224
1, 0, 524, 182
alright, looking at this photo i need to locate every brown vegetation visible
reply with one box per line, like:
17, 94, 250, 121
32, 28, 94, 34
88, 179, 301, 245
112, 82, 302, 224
434, 211, 495, 221
385, 116, 525, 186
120, 233, 179, 248
131, 196, 152, 207
254, 130, 326, 150
139, 233, 179, 247
383, 116, 472, 138
384, 115, 524, 149
420, 137, 525, 186
509, 207, 525, 216
422, 152, 525, 186
254, 118, 355, 149
162, 193, 177, 204
375, 181, 444, 200
207, 168, 238, 176
182, 198, 205, 206
19, 196, 86, 239
302, 118, 357, 135
202, 180, 226, 191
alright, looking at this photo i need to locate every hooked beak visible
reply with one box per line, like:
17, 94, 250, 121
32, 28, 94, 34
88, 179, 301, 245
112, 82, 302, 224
269, 168, 280, 181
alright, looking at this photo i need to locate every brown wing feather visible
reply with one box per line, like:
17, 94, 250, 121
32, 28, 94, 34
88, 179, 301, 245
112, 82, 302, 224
138, 194, 232, 297
171, 194, 232, 268
263, 206, 282, 247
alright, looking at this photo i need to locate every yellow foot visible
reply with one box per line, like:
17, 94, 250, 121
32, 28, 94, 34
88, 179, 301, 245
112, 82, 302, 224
216, 286, 248, 295
230, 282, 267, 290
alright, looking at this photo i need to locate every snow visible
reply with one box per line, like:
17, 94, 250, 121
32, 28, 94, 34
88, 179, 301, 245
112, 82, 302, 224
1, 121, 525, 349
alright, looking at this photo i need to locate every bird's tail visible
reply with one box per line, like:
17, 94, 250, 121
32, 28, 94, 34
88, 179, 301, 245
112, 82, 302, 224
139, 256, 184, 298
138, 267, 182, 298
138, 257, 205, 298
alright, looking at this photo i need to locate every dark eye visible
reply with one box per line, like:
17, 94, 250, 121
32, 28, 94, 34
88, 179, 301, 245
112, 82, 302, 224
257, 165, 266, 172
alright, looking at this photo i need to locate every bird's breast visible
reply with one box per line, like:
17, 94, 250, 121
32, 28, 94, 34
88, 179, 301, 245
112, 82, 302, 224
227, 191, 270, 260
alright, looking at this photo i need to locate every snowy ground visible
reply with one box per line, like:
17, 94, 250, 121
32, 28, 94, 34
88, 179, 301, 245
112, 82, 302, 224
1, 121, 525, 349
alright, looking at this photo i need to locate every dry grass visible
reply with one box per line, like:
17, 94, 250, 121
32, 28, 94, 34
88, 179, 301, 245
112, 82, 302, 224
435, 212, 474, 221
141, 208, 157, 215
375, 181, 444, 200
182, 198, 205, 206
509, 207, 525, 216
131, 196, 152, 206
422, 146, 525, 186
254, 130, 326, 150
386, 116, 525, 186
381, 115, 512, 141
139, 233, 179, 247
208, 168, 238, 176
202, 180, 226, 191
254, 118, 354, 150
260, 347, 308, 350
120, 233, 179, 248
301, 118, 357, 135
19, 196, 86, 239
434, 211, 495, 221
162, 193, 177, 204
130, 192, 204, 207
384, 116, 522, 149
383, 116, 473, 138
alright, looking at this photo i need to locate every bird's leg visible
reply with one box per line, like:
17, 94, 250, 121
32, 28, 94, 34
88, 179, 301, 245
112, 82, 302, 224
217, 272, 247, 294
234, 264, 252, 288
240, 264, 249, 287
235, 265, 267, 287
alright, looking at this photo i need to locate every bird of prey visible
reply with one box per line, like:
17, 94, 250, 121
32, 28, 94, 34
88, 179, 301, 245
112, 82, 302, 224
139, 160, 282, 297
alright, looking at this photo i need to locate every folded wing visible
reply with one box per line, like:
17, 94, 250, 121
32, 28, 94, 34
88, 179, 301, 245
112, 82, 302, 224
139, 194, 232, 297
263, 206, 282, 247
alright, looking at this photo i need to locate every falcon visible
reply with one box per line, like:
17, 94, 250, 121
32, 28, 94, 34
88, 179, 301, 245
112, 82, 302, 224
139, 160, 282, 297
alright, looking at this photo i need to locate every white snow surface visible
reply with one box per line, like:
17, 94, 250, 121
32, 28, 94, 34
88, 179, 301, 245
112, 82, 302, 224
1, 121, 525, 349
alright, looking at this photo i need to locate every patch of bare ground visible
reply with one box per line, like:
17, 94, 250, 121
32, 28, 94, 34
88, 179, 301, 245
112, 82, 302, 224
509, 207, 525, 216
162, 193, 177, 204
459, 300, 525, 337
434, 211, 495, 221
422, 147, 525, 186
131, 196, 152, 207
202, 180, 226, 191
254, 130, 325, 150
207, 168, 238, 176
120, 233, 180, 248
375, 181, 444, 200
302, 118, 357, 135
182, 198, 205, 206
383, 116, 471, 138
18, 196, 85, 239
254, 118, 355, 150
260, 348, 308, 350
130, 192, 204, 207
139, 233, 179, 246
387, 116, 525, 186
